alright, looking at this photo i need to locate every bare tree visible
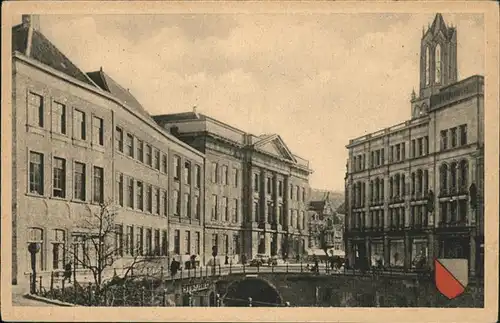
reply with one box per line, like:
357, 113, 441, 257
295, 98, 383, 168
66, 201, 161, 293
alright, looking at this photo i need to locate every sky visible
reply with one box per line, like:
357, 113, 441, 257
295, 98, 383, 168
14, 13, 484, 192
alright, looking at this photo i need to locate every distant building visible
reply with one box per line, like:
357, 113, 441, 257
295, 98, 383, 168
11, 15, 205, 288
344, 13, 484, 275
153, 113, 313, 263
308, 192, 345, 258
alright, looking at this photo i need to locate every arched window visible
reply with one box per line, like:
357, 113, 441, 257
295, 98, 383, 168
450, 162, 458, 191
401, 174, 406, 196
459, 160, 468, 191
425, 46, 430, 86
374, 178, 380, 202
435, 44, 442, 84
440, 164, 448, 194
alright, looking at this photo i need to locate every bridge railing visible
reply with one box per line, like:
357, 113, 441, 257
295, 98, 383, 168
161, 262, 432, 282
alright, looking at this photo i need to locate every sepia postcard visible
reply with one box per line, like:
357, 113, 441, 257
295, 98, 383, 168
1, 1, 499, 322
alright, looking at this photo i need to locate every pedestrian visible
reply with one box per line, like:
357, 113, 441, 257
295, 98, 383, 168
314, 258, 319, 274
64, 261, 72, 283
225, 254, 229, 265
170, 258, 179, 277
241, 254, 247, 265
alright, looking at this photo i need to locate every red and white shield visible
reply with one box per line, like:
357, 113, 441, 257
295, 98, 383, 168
434, 258, 468, 299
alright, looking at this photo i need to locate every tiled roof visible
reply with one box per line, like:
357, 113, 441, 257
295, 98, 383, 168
12, 24, 96, 87
87, 69, 151, 119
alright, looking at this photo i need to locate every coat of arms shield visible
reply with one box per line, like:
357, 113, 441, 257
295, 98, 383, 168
434, 258, 469, 299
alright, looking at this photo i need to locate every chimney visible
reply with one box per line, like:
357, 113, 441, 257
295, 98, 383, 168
22, 14, 40, 30
22, 14, 40, 57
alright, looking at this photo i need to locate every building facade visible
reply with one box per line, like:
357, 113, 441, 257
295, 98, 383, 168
344, 14, 484, 276
308, 193, 345, 258
11, 16, 205, 287
153, 113, 313, 263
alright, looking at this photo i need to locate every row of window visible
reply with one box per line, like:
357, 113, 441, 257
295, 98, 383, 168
211, 162, 238, 187
116, 173, 170, 216
29, 151, 103, 203
351, 199, 470, 231
352, 207, 410, 229
210, 233, 240, 255
116, 126, 166, 172
365, 240, 426, 267
210, 195, 239, 223
410, 136, 430, 158
172, 230, 201, 256
352, 160, 469, 208
28, 92, 104, 146
351, 125, 467, 173
439, 160, 469, 195
250, 202, 306, 230
251, 173, 307, 202
371, 148, 385, 168
440, 125, 468, 151
252, 201, 284, 225
115, 127, 202, 188
113, 225, 168, 259
27, 226, 169, 272
439, 200, 468, 225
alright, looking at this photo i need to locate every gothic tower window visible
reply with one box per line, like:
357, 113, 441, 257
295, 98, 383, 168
425, 46, 430, 86
435, 44, 442, 84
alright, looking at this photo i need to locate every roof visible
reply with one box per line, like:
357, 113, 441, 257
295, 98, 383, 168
12, 23, 96, 87
309, 201, 326, 211
153, 112, 204, 123
87, 69, 151, 119
308, 189, 345, 213
429, 13, 455, 40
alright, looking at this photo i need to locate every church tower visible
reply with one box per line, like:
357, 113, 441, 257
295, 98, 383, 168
411, 13, 458, 118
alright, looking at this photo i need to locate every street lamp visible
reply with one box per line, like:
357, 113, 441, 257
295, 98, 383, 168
28, 242, 40, 294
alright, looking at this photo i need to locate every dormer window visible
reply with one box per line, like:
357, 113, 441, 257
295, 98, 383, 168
435, 44, 442, 84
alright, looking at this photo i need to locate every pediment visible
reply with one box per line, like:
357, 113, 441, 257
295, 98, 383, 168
253, 134, 296, 162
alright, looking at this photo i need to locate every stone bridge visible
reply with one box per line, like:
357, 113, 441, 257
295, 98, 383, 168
165, 265, 483, 307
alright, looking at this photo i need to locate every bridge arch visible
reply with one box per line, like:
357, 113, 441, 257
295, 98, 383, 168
222, 276, 284, 307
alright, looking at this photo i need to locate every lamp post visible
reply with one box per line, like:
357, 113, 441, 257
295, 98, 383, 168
28, 242, 40, 294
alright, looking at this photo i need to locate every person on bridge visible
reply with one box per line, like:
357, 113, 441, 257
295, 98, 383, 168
170, 258, 180, 277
